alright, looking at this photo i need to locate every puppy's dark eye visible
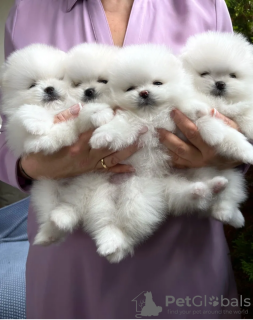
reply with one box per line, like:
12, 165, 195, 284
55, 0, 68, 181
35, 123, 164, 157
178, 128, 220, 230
72, 81, 81, 87
97, 79, 108, 84
153, 81, 163, 86
200, 72, 209, 77
230, 73, 237, 78
126, 86, 136, 92
29, 82, 36, 89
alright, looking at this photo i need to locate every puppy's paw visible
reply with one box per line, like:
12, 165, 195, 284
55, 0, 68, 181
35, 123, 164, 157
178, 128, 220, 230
193, 101, 210, 119
33, 221, 66, 246
16, 105, 53, 135
242, 125, 253, 141
106, 247, 132, 263
240, 148, 253, 164
97, 232, 125, 257
229, 209, 245, 228
196, 116, 225, 146
211, 206, 233, 223
23, 118, 53, 135
90, 109, 114, 127
191, 182, 211, 199
33, 231, 58, 246
96, 226, 130, 262
24, 137, 45, 153
207, 176, 228, 194
196, 109, 208, 118
24, 136, 59, 154
190, 182, 213, 210
90, 132, 113, 149
51, 207, 78, 232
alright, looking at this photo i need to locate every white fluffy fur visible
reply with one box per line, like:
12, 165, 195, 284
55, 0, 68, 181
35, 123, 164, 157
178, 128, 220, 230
180, 32, 253, 227
1, 44, 76, 155
181, 31, 253, 140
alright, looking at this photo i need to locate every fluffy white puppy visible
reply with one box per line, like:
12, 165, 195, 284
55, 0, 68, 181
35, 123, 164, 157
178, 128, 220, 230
31, 43, 119, 246
0, 44, 75, 156
89, 44, 246, 263
0, 44, 76, 244
181, 31, 253, 140
180, 32, 253, 225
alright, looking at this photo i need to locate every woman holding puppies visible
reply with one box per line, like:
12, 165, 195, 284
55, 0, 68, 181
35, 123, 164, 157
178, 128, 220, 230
0, 0, 243, 318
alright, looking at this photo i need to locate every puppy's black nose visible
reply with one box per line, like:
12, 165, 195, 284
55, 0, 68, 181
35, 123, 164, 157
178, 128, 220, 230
139, 90, 149, 99
44, 86, 55, 95
85, 88, 95, 97
215, 81, 226, 91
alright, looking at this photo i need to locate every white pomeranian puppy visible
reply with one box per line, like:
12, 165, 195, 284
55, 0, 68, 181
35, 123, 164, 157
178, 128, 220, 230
0, 43, 117, 245
30, 43, 119, 246
0, 44, 74, 156
90, 44, 247, 232
181, 31, 253, 140
180, 31, 253, 225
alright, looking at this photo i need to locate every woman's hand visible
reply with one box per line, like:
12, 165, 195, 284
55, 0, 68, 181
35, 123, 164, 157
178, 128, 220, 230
158, 109, 242, 170
20, 104, 144, 180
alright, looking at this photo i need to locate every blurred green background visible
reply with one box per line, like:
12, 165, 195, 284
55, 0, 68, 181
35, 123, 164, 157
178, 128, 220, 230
225, 0, 253, 43
224, 0, 253, 318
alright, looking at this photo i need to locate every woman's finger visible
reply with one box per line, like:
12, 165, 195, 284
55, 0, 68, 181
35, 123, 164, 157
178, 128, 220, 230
211, 108, 240, 131
95, 142, 140, 170
170, 109, 209, 153
93, 127, 148, 170
158, 128, 202, 164
69, 130, 94, 156
109, 164, 135, 173
54, 103, 82, 124
168, 150, 191, 168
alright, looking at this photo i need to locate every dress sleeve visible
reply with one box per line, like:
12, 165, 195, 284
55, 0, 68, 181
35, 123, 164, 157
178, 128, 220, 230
216, 0, 233, 32
0, 2, 30, 192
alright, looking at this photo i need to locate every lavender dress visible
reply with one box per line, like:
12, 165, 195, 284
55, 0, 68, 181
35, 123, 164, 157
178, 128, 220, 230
1, 0, 241, 318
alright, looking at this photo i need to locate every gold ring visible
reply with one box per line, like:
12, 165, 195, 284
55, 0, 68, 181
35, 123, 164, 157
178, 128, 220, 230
100, 158, 108, 169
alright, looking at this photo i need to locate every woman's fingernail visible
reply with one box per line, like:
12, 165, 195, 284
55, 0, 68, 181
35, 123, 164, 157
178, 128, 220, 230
170, 110, 175, 119
70, 104, 81, 115
211, 108, 219, 118
140, 126, 148, 134
129, 167, 136, 172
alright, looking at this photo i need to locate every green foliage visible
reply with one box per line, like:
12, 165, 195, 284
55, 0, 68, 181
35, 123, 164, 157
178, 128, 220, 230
224, 0, 253, 288
225, 0, 253, 42
241, 260, 253, 282
233, 230, 253, 282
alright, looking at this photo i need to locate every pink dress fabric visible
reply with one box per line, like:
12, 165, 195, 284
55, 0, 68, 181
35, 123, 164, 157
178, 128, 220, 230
1, 0, 242, 318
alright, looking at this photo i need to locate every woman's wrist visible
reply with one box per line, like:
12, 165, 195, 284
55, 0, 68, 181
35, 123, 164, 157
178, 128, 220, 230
18, 157, 35, 181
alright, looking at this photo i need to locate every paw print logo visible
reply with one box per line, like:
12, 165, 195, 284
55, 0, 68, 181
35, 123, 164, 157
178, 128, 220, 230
209, 296, 219, 307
